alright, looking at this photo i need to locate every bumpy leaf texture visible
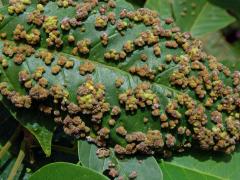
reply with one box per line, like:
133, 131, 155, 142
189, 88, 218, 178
0, 0, 239, 157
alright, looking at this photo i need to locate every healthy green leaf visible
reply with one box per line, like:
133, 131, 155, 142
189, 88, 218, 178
159, 146, 240, 180
145, 0, 236, 37
29, 162, 108, 180
208, 0, 240, 20
159, 160, 222, 180
78, 140, 163, 180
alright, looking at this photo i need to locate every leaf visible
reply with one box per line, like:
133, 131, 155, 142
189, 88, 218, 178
0, 0, 8, 6
200, 32, 240, 71
158, 146, 240, 180
145, 0, 236, 37
0, 0, 178, 148
29, 162, 108, 180
201, 32, 240, 61
0, 0, 239, 158
126, 0, 146, 9
0, 99, 55, 157
208, 0, 240, 20
159, 161, 222, 180
78, 140, 163, 180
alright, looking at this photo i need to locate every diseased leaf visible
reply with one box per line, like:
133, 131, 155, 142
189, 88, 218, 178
29, 162, 108, 180
158, 146, 240, 180
78, 141, 163, 180
145, 0, 236, 37
0, 0, 239, 160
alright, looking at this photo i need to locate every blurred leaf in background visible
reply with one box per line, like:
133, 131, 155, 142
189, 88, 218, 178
201, 32, 240, 63
208, 0, 240, 20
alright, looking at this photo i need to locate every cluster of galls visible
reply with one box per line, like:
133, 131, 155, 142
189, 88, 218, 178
119, 82, 160, 116
97, 6, 179, 63
27, 9, 44, 26
63, 115, 90, 138
93, 0, 118, 29
129, 64, 156, 80
59, 0, 100, 32
77, 77, 110, 123
13, 24, 41, 45
2, 41, 35, 65
8, 0, 31, 15
104, 49, 126, 61
79, 61, 95, 75
72, 39, 91, 55
176, 91, 239, 154
57, 0, 76, 8
1, 0, 240, 157
42, 16, 63, 48
114, 130, 165, 155
0, 82, 32, 108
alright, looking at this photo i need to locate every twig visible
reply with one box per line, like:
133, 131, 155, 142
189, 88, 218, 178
0, 126, 21, 160
7, 140, 26, 180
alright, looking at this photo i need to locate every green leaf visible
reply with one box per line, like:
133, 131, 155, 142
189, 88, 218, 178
78, 141, 163, 180
200, 32, 240, 71
0, 0, 178, 149
29, 162, 108, 180
145, 0, 236, 37
0, 99, 55, 157
159, 161, 222, 180
208, 0, 240, 20
126, 0, 146, 9
159, 146, 240, 180
201, 32, 240, 61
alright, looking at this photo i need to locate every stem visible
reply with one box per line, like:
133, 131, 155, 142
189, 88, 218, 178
7, 140, 26, 180
0, 126, 21, 159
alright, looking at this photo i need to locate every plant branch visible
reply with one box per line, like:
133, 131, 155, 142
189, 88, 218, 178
7, 140, 26, 180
